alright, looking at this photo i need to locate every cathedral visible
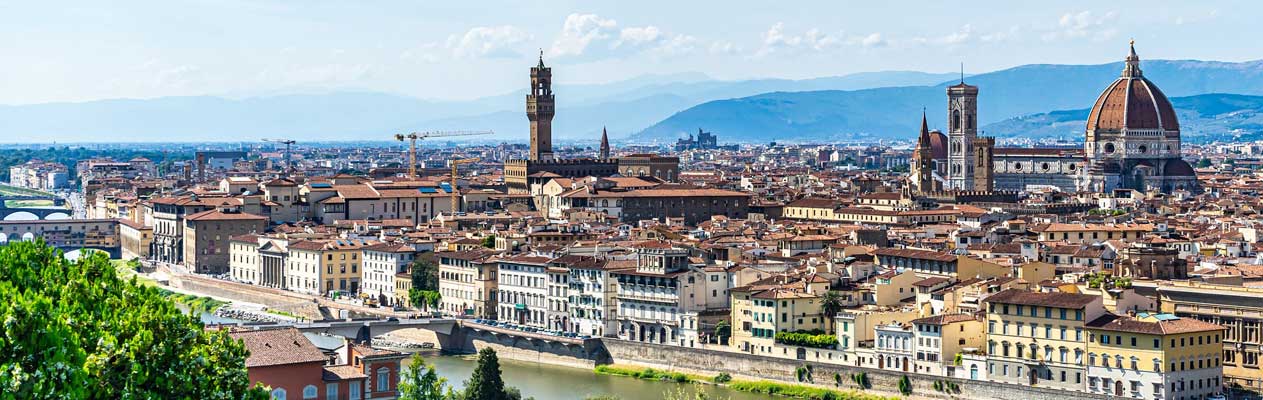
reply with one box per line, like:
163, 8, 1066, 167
911, 42, 1199, 195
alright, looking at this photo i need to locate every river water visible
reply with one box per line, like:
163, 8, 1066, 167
196, 312, 763, 399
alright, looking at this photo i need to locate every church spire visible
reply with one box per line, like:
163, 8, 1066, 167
599, 126, 610, 159
1123, 39, 1142, 77
918, 109, 931, 148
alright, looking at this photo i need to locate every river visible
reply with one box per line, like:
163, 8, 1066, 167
401, 350, 768, 400
195, 311, 764, 399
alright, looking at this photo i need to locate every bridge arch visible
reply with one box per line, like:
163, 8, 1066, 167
3, 211, 39, 221
0, 233, 7, 245
21, 232, 35, 242
44, 212, 70, 220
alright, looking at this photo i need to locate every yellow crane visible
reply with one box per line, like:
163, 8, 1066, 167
449, 158, 479, 214
394, 130, 493, 178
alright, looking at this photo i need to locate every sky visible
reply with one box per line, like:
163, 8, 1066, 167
0, 0, 1252, 105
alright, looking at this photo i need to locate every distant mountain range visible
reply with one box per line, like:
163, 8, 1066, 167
641, 59, 1263, 143
0, 70, 958, 144
7, 58, 1263, 144
982, 93, 1263, 141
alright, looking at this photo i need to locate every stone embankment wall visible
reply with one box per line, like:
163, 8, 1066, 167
439, 325, 601, 369
602, 339, 1111, 400
172, 276, 323, 320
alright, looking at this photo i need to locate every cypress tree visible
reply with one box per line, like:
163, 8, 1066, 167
464, 348, 507, 400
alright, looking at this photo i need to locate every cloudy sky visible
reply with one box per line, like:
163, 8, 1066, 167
0, 1, 1248, 104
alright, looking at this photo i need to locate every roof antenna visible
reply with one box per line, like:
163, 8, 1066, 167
960, 62, 965, 84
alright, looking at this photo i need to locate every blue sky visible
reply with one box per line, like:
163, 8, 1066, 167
0, 0, 1249, 104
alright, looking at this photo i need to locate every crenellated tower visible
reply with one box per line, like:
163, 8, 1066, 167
527, 51, 555, 160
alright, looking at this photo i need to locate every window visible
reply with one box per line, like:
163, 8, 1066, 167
271, 389, 287, 400
303, 385, 317, 399
377, 367, 390, 392
349, 382, 361, 400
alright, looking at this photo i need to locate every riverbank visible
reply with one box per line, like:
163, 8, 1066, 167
594, 364, 898, 400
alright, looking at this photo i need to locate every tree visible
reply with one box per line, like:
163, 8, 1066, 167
713, 320, 731, 345
481, 235, 496, 249
399, 353, 448, 400
409, 288, 442, 312
1196, 158, 1212, 168
819, 291, 844, 334
411, 255, 440, 291
0, 240, 269, 399
464, 348, 508, 400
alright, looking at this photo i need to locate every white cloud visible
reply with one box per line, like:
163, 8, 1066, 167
448, 25, 531, 58
546, 13, 697, 61
756, 22, 847, 56
1042, 10, 1119, 42
548, 13, 619, 58
856, 33, 887, 48
709, 40, 741, 55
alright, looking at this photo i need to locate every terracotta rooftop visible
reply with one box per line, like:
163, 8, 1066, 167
983, 288, 1098, 309
229, 328, 328, 368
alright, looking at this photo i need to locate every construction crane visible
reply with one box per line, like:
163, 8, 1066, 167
449, 158, 479, 215
394, 130, 493, 178
262, 138, 297, 171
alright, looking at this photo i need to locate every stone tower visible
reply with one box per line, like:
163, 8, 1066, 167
599, 126, 610, 159
972, 136, 995, 192
946, 78, 979, 190
910, 111, 938, 194
527, 52, 555, 161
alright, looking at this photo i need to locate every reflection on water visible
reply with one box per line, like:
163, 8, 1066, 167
191, 311, 764, 400
401, 350, 769, 400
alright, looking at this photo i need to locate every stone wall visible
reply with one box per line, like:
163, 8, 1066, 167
449, 327, 600, 369
603, 339, 1111, 400
172, 276, 323, 319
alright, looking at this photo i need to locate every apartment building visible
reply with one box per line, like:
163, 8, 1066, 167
181, 209, 268, 274
362, 242, 418, 307
1156, 282, 1260, 390
910, 313, 985, 377
730, 275, 830, 355
437, 249, 497, 318
495, 254, 552, 328
612, 242, 706, 346
983, 289, 1105, 392
563, 255, 620, 337
1085, 312, 1225, 399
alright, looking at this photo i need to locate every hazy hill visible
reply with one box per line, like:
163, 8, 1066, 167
0, 71, 957, 143
641, 59, 1263, 143
982, 93, 1263, 141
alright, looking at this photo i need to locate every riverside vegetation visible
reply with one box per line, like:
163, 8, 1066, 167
593, 365, 897, 400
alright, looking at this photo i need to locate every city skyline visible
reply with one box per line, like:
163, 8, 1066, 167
0, 1, 1252, 105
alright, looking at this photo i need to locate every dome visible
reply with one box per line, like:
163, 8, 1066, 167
1163, 159, 1196, 176
1085, 43, 1179, 133
928, 130, 948, 159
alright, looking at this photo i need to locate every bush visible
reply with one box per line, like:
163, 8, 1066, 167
897, 375, 912, 396
726, 379, 884, 400
775, 330, 838, 348
714, 372, 733, 383
594, 365, 697, 383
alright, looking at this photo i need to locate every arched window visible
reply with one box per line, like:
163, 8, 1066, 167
271, 388, 287, 400
302, 385, 317, 399
377, 367, 390, 391
952, 110, 961, 131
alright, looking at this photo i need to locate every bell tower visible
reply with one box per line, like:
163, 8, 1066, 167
527, 51, 555, 160
946, 74, 979, 190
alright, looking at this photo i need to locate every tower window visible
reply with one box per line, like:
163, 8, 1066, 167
952, 110, 961, 131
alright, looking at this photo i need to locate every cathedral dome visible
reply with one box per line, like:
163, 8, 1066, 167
1085, 42, 1179, 133
928, 130, 948, 159
1163, 159, 1196, 176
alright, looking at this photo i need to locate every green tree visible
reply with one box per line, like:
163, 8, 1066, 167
819, 291, 844, 334
411, 255, 440, 291
399, 353, 449, 400
481, 235, 496, 248
713, 320, 731, 345
409, 288, 442, 312
464, 348, 508, 400
0, 240, 269, 399
1196, 158, 1212, 168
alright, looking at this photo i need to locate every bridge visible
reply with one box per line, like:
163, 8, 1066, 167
211, 317, 461, 348
0, 218, 120, 257
0, 195, 70, 221
214, 318, 611, 363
